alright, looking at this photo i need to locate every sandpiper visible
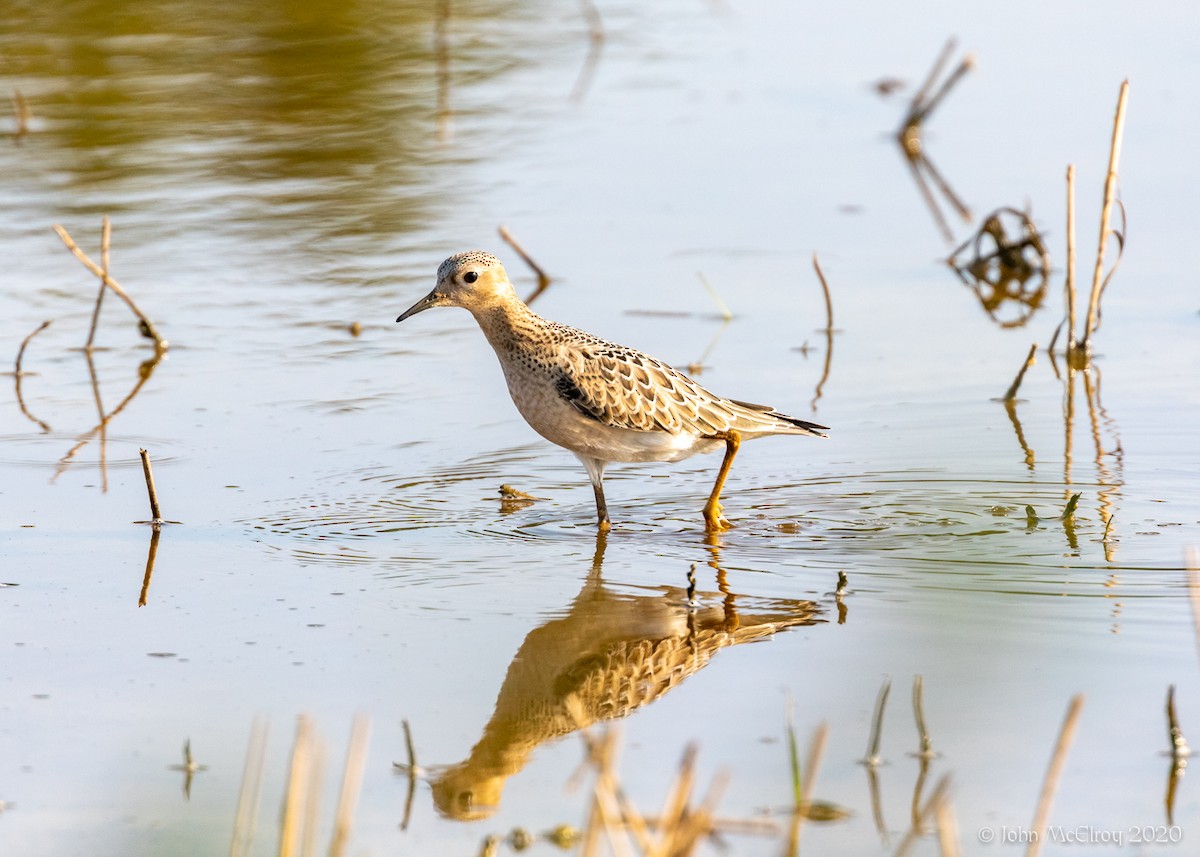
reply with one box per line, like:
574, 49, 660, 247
396, 251, 828, 531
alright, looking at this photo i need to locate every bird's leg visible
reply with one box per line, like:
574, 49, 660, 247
703, 430, 741, 531
592, 480, 611, 532
580, 456, 611, 531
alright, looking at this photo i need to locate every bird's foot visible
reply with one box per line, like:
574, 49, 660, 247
703, 503, 733, 532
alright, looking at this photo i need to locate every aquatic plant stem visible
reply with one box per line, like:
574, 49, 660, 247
1079, 81, 1129, 358
139, 448, 164, 524
1002, 343, 1038, 401
53, 222, 168, 354
1065, 165, 1077, 353
1026, 694, 1084, 857
498, 224, 551, 300
85, 217, 111, 351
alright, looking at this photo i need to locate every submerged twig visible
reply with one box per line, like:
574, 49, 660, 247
812, 253, 834, 333
498, 225, 552, 303
698, 272, 733, 321
1026, 695, 1085, 857
13, 320, 52, 432
1002, 343, 1038, 401
53, 222, 168, 354
398, 719, 419, 831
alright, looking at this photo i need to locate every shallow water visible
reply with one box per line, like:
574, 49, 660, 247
3, 1, 1200, 854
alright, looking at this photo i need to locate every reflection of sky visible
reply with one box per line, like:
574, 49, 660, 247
1, 0, 1200, 853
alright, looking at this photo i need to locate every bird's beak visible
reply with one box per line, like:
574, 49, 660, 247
396, 288, 445, 323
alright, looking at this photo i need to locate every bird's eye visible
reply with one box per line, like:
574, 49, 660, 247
463, 271, 479, 284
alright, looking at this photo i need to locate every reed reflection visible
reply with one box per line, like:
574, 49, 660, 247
429, 535, 823, 820
949, 209, 1051, 328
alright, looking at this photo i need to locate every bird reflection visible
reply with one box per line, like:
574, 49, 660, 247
429, 538, 822, 820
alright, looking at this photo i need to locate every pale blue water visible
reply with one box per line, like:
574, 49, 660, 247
2, 1, 1199, 854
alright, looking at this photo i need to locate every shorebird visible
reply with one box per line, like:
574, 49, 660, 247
396, 251, 828, 531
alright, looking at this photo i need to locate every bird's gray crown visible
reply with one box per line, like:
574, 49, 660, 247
438, 250, 502, 282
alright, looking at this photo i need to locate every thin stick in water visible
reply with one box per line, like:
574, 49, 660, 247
53, 223, 168, 353
1187, 547, 1200, 667
912, 675, 935, 758
863, 678, 891, 766
1026, 694, 1085, 857
229, 718, 270, 857
812, 253, 834, 332
14, 321, 52, 432
1080, 80, 1130, 356
329, 714, 371, 857
85, 217, 112, 351
1002, 343, 1038, 401
139, 448, 164, 524
498, 224, 551, 298
1065, 165, 1077, 352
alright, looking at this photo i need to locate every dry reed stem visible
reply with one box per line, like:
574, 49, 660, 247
934, 794, 962, 857
498, 225, 551, 294
14, 319, 51, 378
1188, 548, 1200, 667
891, 773, 952, 857
53, 222, 167, 352
812, 253, 834, 332
1080, 81, 1129, 356
12, 89, 30, 136
783, 722, 829, 857
398, 719, 418, 831
698, 273, 733, 321
1003, 344, 1038, 401
912, 675, 934, 758
1065, 165, 1077, 351
85, 217, 112, 350
908, 39, 956, 125
279, 715, 316, 857
14, 321, 52, 432
329, 714, 370, 857
229, 718, 269, 857
138, 526, 161, 607
864, 678, 891, 765
1026, 694, 1085, 857
139, 448, 164, 523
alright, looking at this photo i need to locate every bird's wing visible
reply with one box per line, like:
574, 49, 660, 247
557, 342, 743, 435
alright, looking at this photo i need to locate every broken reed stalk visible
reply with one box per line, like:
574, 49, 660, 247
12, 89, 30, 137
15, 320, 51, 377
1064, 165, 1077, 352
1026, 694, 1085, 857
229, 718, 270, 857
912, 675, 934, 757
1167, 685, 1190, 758
891, 774, 954, 857
1079, 80, 1130, 357
1188, 547, 1200, 667
53, 223, 168, 353
498, 224, 551, 290
85, 217, 112, 351
329, 714, 371, 857
139, 448, 164, 524
399, 719, 418, 831
1003, 343, 1038, 401
138, 526, 161, 607
864, 678, 891, 765
812, 252, 834, 332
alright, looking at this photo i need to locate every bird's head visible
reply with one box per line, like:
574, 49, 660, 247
396, 250, 514, 322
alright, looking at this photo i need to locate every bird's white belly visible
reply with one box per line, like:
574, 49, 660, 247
501, 368, 720, 464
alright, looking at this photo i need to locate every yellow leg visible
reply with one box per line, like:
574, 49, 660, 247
703, 430, 741, 532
